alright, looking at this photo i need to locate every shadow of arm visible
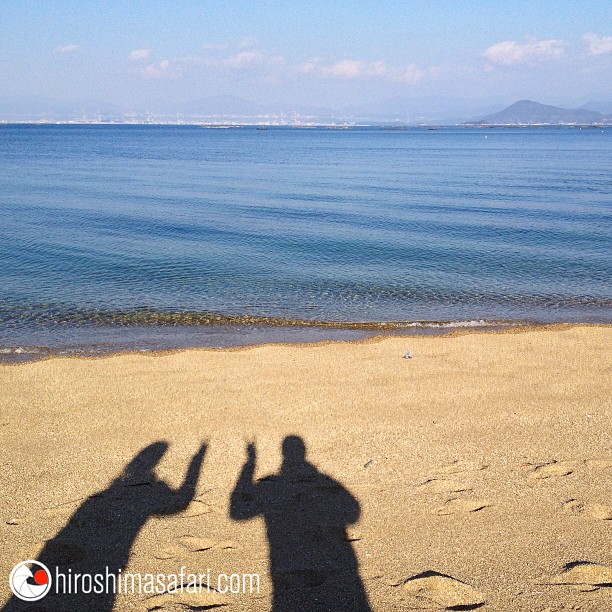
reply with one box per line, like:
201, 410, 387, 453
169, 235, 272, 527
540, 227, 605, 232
157, 443, 207, 515
230, 443, 260, 520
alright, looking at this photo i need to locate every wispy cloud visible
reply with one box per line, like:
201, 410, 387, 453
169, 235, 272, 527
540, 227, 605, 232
143, 59, 172, 79
324, 60, 382, 78
55, 44, 80, 54
394, 64, 427, 84
130, 48, 151, 60
582, 32, 612, 56
297, 59, 425, 84
223, 50, 264, 68
174, 49, 282, 71
138, 39, 428, 86
483, 38, 565, 65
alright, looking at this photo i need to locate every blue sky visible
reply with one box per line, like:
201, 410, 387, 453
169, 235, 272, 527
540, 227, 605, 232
1, 1, 611, 112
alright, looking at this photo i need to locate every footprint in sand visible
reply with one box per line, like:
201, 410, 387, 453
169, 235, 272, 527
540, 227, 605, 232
435, 460, 488, 475
528, 458, 612, 480
154, 538, 238, 560
389, 570, 485, 609
145, 584, 227, 610
180, 537, 237, 552
416, 479, 472, 494
433, 498, 491, 516
563, 499, 612, 520
154, 544, 184, 560
528, 460, 582, 480
179, 500, 213, 517
179, 537, 218, 552
539, 561, 612, 591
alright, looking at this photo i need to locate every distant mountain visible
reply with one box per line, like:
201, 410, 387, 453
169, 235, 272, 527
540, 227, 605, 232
337, 96, 507, 124
579, 101, 612, 115
141, 96, 510, 123
469, 100, 609, 125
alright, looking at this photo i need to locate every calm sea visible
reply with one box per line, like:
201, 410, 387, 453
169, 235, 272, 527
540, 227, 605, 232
1, 125, 610, 359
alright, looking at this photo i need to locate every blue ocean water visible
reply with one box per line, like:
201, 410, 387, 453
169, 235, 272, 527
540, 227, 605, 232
1, 125, 610, 357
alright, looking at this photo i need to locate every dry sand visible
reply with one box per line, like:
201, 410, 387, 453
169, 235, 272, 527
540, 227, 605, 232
0, 325, 610, 610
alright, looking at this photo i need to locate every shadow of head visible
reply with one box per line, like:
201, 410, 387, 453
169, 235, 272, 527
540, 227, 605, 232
120, 441, 168, 483
282, 435, 306, 463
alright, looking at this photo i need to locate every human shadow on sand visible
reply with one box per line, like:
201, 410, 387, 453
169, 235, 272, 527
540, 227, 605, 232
231, 435, 371, 611
3, 441, 206, 612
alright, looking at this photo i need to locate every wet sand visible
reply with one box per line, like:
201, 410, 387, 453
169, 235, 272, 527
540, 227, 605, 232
0, 325, 611, 610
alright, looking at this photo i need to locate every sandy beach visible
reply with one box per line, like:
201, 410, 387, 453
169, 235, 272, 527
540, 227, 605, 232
1, 325, 610, 611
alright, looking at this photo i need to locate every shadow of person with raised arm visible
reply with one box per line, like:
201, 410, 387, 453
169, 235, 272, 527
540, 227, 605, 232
231, 435, 371, 612
3, 441, 206, 612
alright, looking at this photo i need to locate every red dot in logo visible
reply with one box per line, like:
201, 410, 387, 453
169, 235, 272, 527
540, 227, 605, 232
33, 569, 48, 585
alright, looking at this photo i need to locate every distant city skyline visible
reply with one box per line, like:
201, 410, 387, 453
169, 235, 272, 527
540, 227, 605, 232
1, 1, 611, 117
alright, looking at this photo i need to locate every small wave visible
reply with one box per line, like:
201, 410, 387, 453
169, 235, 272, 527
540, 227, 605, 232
398, 319, 500, 328
0, 346, 46, 355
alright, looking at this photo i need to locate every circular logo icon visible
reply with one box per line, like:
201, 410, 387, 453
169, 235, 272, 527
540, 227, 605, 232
9, 560, 52, 602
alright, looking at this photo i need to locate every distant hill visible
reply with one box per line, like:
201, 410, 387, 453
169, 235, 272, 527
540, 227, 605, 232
579, 101, 612, 114
467, 100, 609, 125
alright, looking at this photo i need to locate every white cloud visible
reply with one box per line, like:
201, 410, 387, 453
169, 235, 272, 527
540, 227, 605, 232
172, 50, 271, 71
140, 42, 426, 86
223, 50, 263, 68
130, 48, 151, 60
394, 64, 426, 84
143, 59, 173, 79
483, 38, 565, 65
55, 44, 80, 54
297, 59, 319, 74
297, 59, 424, 84
583, 32, 612, 56
323, 60, 370, 78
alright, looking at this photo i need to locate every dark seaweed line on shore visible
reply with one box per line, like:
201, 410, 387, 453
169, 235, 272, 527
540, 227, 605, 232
0, 305, 521, 330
